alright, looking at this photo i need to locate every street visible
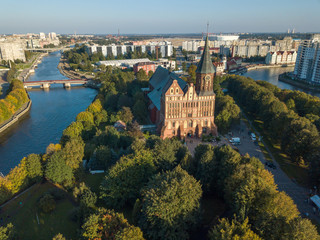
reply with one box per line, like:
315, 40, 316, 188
186, 119, 320, 223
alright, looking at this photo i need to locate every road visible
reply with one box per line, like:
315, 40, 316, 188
232, 117, 320, 223
186, 118, 320, 223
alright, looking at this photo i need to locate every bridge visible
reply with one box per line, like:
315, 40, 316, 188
23, 79, 88, 89
26, 47, 71, 53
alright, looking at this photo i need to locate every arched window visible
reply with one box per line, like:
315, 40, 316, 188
189, 120, 193, 127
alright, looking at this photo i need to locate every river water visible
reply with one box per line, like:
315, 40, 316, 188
243, 66, 320, 97
0, 51, 97, 175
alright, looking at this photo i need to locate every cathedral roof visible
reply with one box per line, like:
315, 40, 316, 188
196, 35, 216, 74
148, 67, 187, 110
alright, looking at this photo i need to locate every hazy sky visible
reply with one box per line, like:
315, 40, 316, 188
1, 0, 320, 34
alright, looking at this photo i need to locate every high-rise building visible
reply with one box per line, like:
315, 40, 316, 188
294, 35, 320, 83
0, 41, 26, 62
39, 32, 46, 39
148, 36, 217, 139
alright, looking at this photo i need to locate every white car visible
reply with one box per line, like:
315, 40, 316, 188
251, 133, 256, 141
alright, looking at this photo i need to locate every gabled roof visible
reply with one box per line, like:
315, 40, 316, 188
148, 67, 187, 110
196, 35, 216, 74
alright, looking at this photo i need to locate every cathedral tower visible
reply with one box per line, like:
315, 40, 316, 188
195, 35, 216, 94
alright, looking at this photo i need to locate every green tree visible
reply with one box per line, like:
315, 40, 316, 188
152, 138, 183, 171
39, 194, 56, 213
187, 64, 197, 82
62, 121, 83, 140
148, 70, 154, 79
76, 111, 94, 124
23, 153, 43, 182
182, 62, 187, 72
194, 144, 216, 193
62, 137, 85, 169
138, 166, 202, 240
73, 182, 97, 208
89, 145, 113, 170
118, 106, 133, 124
136, 69, 148, 81
133, 100, 147, 124
100, 150, 156, 208
45, 151, 73, 186
281, 117, 320, 164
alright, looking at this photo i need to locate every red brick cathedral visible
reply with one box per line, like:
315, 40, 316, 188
148, 36, 217, 139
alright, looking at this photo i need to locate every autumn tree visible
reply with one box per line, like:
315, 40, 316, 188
0, 223, 15, 240
208, 217, 262, 240
81, 208, 144, 240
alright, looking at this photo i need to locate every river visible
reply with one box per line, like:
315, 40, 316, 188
0, 51, 97, 175
243, 66, 320, 97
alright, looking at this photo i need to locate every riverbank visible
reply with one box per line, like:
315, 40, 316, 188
278, 73, 320, 93
246, 63, 295, 71
58, 58, 94, 80
18, 53, 48, 82
0, 96, 32, 135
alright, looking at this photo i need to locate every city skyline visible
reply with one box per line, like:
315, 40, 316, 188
1, 0, 320, 34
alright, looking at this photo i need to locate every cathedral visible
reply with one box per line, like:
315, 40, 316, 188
147, 36, 217, 139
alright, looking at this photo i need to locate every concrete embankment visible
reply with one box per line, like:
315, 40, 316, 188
246, 64, 295, 71
19, 53, 47, 82
278, 74, 320, 92
0, 99, 32, 134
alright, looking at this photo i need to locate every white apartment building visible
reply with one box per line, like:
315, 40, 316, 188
294, 40, 318, 80
0, 40, 26, 62
154, 59, 176, 70
182, 40, 200, 52
86, 42, 173, 59
265, 51, 297, 65
294, 35, 320, 84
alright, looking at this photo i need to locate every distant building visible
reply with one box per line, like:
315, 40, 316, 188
294, 35, 320, 84
133, 62, 156, 74
98, 58, 151, 68
153, 59, 176, 70
86, 41, 173, 59
213, 62, 224, 75
182, 40, 200, 52
114, 120, 126, 132
227, 59, 238, 71
39, 32, 46, 39
0, 40, 26, 62
265, 51, 297, 65
206, 34, 239, 41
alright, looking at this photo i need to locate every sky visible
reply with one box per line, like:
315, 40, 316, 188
1, 0, 320, 34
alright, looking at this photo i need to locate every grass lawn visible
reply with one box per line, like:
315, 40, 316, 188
0, 182, 78, 240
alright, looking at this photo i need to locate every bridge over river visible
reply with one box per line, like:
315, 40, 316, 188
23, 79, 88, 89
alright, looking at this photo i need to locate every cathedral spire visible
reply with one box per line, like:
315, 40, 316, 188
196, 33, 215, 74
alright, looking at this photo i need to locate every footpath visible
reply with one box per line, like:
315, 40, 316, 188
238, 111, 320, 223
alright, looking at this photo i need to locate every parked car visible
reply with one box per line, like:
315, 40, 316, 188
251, 133, 256, 141
265, 161, 276, 169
